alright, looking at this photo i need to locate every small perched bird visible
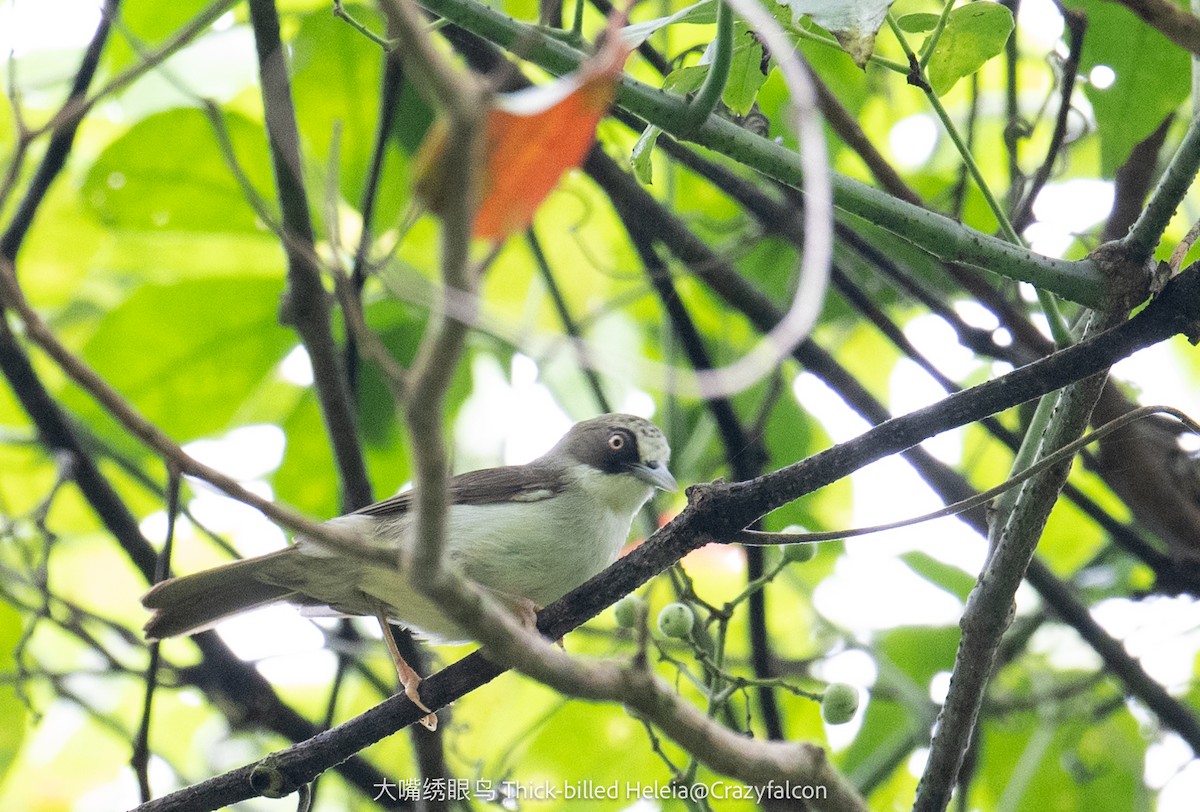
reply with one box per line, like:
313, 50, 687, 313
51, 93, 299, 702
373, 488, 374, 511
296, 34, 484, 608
142, 414, 675, 726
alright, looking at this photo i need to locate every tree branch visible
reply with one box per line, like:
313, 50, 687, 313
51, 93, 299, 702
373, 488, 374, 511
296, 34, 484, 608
914, 310, 1121, 812
420, 0, 1123, 308
247, 0, 373, 511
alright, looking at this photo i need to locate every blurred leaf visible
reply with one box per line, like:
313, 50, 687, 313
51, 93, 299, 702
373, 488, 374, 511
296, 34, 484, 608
631, 124, 663, 184
622, 0, 716, 47
723, 23, 768, 116
778, 0, 893, 67
842, 698, 918, 783
70, 277, 293, 441
105, 0, 217, 72
292, 6, 412, 223
975, 705, 1147, 811
1064, 0, 1189, 175
83, 108, 274, 232
389, 74, 437, 155
900, 551, 976, 602
0, 602, 26, 785
925, 2, 1014, 97
878, 625, 961, 688
274, 391, 340, 517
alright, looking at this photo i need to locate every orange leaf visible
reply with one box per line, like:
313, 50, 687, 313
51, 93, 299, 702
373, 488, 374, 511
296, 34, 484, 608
414, 11, 632, 243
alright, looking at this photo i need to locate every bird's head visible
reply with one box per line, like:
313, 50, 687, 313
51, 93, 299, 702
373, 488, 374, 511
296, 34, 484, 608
548, 414, 676, 513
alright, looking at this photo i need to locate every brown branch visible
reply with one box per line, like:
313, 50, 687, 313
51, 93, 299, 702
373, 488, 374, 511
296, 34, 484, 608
0, 0, 118, 261
247, 0, 373, 512
915, 310, 1122, 812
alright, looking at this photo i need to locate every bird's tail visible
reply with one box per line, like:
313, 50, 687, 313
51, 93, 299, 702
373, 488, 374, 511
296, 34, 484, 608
142, 549, 299, 640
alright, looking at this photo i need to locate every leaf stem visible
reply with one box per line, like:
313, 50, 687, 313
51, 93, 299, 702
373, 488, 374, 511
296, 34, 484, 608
333, 0, 395, 49
917, 0, 956, 70
678, 0, 733, 133
888, 13, 1073, 344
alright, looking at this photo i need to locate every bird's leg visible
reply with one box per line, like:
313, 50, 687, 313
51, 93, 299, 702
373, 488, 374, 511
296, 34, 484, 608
507, 595, 564, 649
375, 608, 437, 731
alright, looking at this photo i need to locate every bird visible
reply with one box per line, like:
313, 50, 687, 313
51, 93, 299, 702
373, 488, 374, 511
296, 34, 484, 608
142, 413, 675, 728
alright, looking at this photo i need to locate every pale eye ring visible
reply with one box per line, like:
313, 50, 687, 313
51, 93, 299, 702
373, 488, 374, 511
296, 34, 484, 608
608, 433, 625, 451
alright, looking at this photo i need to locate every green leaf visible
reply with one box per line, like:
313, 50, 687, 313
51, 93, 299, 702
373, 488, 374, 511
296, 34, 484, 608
83, 108, 274, 232
631, 124, 663, 184
841, 698, 916, 782
0, 602, 26, 785
292, 6, 413, 223
975, 706, 1147, 810
899, 551, 976, 602
925, 2, 1015, 96
274, 391, 341, 518
104, 0, 217, 72
70, 277, 294, 441
878, 626, 961, 688
897, 12, 940, 33
622, 0, 716, 47
1064, 0, 1190, 175
723, 24, 768, 116
663, 65, 708, 96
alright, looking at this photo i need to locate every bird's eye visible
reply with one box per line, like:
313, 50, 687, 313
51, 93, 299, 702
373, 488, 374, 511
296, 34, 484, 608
608, 433, 625, 451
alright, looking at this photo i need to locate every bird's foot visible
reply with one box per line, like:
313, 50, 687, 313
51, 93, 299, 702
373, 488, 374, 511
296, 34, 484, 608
376, 608, 438, 731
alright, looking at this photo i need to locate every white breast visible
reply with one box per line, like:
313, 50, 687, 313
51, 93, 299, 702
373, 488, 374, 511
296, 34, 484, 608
301, 467, 655, 640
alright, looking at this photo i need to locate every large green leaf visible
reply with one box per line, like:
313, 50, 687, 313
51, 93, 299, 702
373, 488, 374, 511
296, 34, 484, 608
925, 2, 1014, 97
975, 705, 1147, 811
1065, 0, 1189, 175
723, 22, 769, 116
291, 6, 414, 223
70, 277, 293, 441
83, 108, 274, 232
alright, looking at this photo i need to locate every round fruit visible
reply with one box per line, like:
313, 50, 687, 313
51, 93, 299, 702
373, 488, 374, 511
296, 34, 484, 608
657, 602, 695, 639
614, 595, 645, 629
821, 683, 860, 724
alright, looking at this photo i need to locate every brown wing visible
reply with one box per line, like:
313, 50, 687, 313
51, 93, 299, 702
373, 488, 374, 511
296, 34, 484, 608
352, 463, 566, 519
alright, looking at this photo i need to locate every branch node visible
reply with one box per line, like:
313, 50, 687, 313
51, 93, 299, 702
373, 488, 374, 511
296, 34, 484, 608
248, 760, 289, 798
1088, 240, 1165, 311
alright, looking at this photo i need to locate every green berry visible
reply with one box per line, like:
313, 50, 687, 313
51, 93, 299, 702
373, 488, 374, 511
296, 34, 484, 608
657, 602, 695, 639
614, 595, 645, 629
782, 542, 817, 564
821, 683, 860, 724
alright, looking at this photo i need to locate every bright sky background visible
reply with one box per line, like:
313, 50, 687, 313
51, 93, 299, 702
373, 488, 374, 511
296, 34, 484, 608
7, 0, 1200, 808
